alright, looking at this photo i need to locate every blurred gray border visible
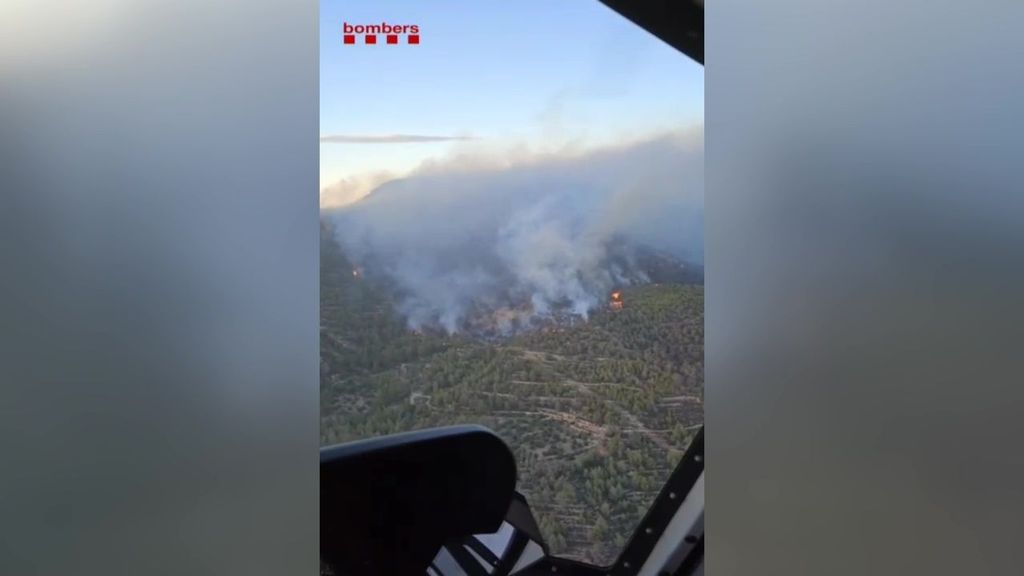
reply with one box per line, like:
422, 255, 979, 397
1, 2, 319, 575
708, 1, 1024, 575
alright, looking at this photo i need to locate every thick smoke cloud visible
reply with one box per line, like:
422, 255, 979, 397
324, 127, 704, 333
320, 170, 395, 209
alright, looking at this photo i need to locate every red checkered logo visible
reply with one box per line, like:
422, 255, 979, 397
343, 22, 420, 45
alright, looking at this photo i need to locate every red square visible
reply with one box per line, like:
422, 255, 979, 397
408, 34, 420, 44
343, 34, 355, 44
387, 34, 398, 44
365, 34, 376, 44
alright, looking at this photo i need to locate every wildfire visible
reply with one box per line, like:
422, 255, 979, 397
610, 290, 624, 311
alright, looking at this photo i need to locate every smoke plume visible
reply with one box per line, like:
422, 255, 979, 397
320, 170, 396, 209
324, 127, 704, 334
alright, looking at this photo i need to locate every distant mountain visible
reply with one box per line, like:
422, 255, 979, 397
631, 244, 704, 285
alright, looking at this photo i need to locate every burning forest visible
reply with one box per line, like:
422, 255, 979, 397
610, 291, 624, 311
323, 128, 704, 336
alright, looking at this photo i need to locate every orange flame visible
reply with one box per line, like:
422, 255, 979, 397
610, 290, 624, 311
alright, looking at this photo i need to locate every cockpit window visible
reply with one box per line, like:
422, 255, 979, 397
320, 0, 703, 565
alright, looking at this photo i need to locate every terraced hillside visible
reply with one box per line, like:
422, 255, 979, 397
319, 222, 704, 564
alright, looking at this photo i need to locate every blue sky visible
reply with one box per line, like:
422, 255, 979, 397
320, 0, 703, 193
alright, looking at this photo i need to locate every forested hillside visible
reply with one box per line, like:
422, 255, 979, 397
319, 221, 704, 564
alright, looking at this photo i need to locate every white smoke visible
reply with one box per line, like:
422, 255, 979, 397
324, 127, 704, 333
320, 170, 396, 209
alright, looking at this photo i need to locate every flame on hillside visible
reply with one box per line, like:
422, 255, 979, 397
610, 290, 624, 311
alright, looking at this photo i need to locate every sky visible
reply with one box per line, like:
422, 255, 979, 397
320, 0, 703, 202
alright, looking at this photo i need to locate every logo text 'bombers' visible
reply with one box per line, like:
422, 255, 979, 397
343, 22, 420, 45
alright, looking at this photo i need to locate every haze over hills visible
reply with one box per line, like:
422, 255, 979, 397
322, 128, 703, 334
319, 130, 704, 563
